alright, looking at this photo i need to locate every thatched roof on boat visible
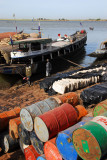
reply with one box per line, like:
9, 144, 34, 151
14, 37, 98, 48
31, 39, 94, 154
8, 38, 52, 45
100, 40, 107, 49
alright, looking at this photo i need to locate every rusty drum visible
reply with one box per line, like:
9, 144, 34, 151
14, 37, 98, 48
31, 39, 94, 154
93, 99, 107, 117
24, 145, 40, 160
44, 137, 63, 160
9, 117, 21, 139
30, 131, 44, 155
20, 97, 59, 131
0, 107, 21, 132
72, 112, 107, 160
34, 103, 78, 142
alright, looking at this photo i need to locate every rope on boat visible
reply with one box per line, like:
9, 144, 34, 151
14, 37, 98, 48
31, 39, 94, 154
59, 56, 85, 68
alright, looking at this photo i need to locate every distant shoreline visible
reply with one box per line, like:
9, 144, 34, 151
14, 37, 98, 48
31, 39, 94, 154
0, 19, 107, 22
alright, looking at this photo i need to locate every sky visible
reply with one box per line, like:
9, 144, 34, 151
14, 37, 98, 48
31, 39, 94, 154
0, 0, 107, 20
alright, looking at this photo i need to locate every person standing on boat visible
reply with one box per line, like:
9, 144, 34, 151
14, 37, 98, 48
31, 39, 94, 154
46, 59, 52, 77
25, 65, 32, 86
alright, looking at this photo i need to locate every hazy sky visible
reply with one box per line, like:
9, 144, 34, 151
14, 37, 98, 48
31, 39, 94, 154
0, 0, 107, 19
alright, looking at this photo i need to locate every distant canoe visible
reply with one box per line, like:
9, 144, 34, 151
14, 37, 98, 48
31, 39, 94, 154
89, 27, 94, 30
31, 28, 43, 30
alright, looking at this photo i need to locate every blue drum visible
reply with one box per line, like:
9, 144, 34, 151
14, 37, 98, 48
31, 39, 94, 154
56, 117, 93, 160
37, 154, 46, 160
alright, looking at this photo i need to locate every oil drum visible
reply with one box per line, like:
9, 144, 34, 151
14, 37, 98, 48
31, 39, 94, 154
72, 112, 107, 160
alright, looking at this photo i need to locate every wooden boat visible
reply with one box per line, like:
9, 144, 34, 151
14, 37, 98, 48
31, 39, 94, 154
0, 30, 87, 75
89, 27, 94, 30
88, 40, 107, 58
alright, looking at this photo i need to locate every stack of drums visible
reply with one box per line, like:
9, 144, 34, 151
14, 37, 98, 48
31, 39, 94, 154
0, 107, 21, 131
20, 97, 59, 132
72, 112, 107, 160
56, 117, 93, 160
34, 103, 78, 142
93, 99, 107, 117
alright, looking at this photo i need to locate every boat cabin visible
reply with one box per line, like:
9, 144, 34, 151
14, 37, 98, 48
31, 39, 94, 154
9, 38, 52, 63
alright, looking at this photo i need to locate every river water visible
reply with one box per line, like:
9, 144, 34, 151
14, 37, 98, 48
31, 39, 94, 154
0, 20, 107, 88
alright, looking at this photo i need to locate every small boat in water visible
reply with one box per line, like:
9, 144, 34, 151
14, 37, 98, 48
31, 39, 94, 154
88, 40, 107, 58
0, 30, 87, 75
89, 27, 94, 30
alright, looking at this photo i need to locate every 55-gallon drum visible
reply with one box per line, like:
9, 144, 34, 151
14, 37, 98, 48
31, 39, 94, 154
93, 99, 107, 117
9, 117, 21, 139
72, 112, 107, 160
0, 107, 21, 132
56, 117, 93, 160
24, 145, 40, 160
55, 92, 79, 106
20, 97, 59, 131
34, 103, 78, 142
44, 138, 63, 160
30, 131, 44, 155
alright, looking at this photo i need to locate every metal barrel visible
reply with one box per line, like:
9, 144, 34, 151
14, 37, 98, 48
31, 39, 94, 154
0, 131, 19, 153
34, 103, 78, 142
75, 105, 88, 121
93, 99, 107, 117
55, 92, 79, 106
20, 97, 59, 131
9, 117, 21, 139
56, 117, 93, 160
37, 155, 46, 160
72, 113, 107, 160
44, 137, 63, 160
24, 145, 40, 160
0, 107, 21, 132
30, 131, 44, 155
19, 138, 29, 153
18, 124, 31, 145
